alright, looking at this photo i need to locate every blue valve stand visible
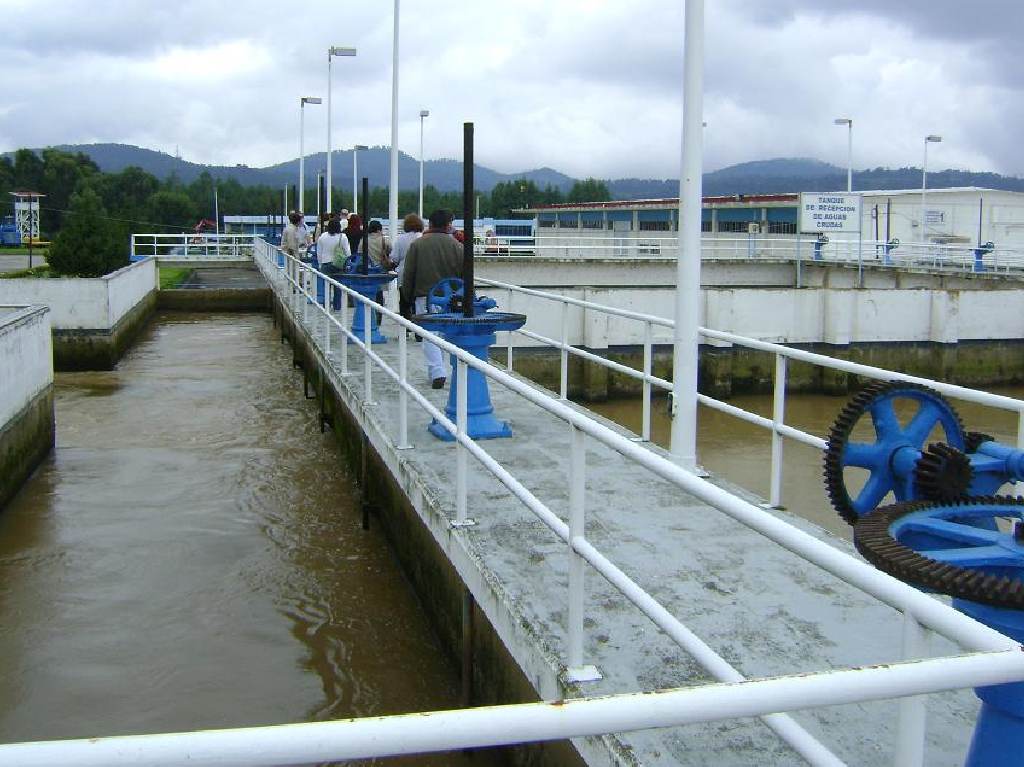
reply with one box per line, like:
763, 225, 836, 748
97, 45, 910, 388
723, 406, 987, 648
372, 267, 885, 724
334, 272, 395, 345
974, 248, 988, 274
957, 600, 1024, 767
415, 311, 527, 441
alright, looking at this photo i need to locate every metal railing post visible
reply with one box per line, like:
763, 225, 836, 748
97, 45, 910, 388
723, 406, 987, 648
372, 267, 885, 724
324, 284, 332, 354
398, 326, 410, 449
560, 299, 569, 400
455, 359, 470, 525
566, 423, 600, 682
363, 301, 372, 401
768, 353, 786, 508
894, 612, 927, 767
642, 321, 653, 442
301, 265, 309, 323
506, 288, 514, 371
339, 288, 349, 376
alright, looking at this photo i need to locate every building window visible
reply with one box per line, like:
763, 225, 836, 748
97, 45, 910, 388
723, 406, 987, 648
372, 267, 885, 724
639, 220, 670, 232
582, 218, 603, 229
701, 220, 712, 232
766, 221, 797, 234
539, 218, 556, 228
559, 217, 579, 228
718, 220, 754, 233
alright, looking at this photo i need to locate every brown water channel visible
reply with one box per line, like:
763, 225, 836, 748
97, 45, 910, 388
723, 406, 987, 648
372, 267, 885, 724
587, 386, 1024, 540
0, 313, 472, 765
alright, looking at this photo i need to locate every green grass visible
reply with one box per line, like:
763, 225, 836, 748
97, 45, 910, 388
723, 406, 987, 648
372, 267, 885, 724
0, 265, 53, 279
159, 267, 192, 290
0, 247, 48, 256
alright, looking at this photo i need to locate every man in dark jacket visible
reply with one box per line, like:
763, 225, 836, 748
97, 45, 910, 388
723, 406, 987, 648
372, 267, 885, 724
401, 209, 463, 388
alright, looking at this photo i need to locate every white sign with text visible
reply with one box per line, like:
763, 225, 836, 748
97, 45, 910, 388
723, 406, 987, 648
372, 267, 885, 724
799, 192, 862, 234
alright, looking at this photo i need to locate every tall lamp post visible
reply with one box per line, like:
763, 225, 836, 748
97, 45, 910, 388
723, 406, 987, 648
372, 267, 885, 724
388, 0, 401, 240
299, 96, 322, 214
419, 109, 430, 219
326, 46, 356, 214
921, 134, 942, 241
834, 118, 853, 192
353, 144, 368, 215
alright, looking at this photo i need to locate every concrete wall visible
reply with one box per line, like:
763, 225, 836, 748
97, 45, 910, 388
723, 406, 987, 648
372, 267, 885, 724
480, 283, 1024, 351
0, 259, 157, 370
0, 305, 54, 510
0, 258, 156, 330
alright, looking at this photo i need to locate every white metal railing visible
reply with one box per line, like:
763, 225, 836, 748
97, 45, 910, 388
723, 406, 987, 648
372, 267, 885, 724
478, 275, 1024, 510
8, 241, 1022, 766
483, 233, 1024, 275
129, 233, 255, 262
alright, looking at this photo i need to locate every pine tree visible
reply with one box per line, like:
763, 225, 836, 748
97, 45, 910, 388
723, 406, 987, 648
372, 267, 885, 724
47, 185, 128, 277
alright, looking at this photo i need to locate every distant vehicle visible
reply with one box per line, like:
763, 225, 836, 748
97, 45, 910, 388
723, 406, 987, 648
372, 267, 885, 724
0, 215, 20, 246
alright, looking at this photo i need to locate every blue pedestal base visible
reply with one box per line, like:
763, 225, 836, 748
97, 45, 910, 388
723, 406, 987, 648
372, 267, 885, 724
334, 272, 396, 345
414, 311, 527, 442
957, 599, 1024, 767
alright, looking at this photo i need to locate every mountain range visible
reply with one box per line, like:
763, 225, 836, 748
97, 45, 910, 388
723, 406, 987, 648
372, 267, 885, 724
17, 143, 1024, 199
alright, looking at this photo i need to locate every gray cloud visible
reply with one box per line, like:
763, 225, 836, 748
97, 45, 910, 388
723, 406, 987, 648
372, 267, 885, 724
0, 0, 1021, 181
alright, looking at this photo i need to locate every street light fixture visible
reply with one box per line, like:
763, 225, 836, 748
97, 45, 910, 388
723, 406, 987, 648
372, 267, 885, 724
299, 96, 322, 214
834, 118, 853, 193
353, 144, 368, 215
921, 134, 942, 240
419, 109, 430, 219
327, 46, 356, 213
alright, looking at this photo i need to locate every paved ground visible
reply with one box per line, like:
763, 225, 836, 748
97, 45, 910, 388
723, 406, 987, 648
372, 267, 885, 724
258, 258, 981, 766
0, 253, 44, 273
178, 266, 267, 290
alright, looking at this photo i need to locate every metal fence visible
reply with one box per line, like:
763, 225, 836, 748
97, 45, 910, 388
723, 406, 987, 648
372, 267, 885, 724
129, 233, 255, 261
5, 238, 1019, 766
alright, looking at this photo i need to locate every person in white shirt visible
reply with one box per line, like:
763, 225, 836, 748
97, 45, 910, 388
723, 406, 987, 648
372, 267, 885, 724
392, 213, 423, 321
316, 218, 350, 275
281, 211, 303, 259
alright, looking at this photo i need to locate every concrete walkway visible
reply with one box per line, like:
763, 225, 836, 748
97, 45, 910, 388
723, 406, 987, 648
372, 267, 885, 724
261, 262, 979, 766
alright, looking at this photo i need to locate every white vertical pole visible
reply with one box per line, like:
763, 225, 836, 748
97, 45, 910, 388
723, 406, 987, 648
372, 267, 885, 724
327, 55, 333, 213
506, 288, 514, 371
398, 328, 410, 448
769, 354, 786, 508
559, 300, 569, 400
921, 140, 928, 243
846, 122, 853, 193
642, 321, 652, 442
213, 184, 219, 236
299, 102, 306, 213
364, 302, 372, 401
340, 290, 349, 376
419, 114, 426, 219
456, 359, 468, 524
388, 0, 401, 241
669, 0, 703, 471
895, 612, 927, 767
568, 423, 586, 669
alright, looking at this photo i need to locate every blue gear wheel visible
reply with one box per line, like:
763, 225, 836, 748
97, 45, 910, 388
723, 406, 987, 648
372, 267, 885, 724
427, 277, 463, 313
824, 381, 966, 525
854, 496, 1024, 609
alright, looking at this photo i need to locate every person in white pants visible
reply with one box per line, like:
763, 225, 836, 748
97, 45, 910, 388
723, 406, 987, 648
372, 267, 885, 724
400, 209, 464, 389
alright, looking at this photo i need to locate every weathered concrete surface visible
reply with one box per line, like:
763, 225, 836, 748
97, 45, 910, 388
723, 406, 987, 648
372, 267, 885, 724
0, 305, 54, 510
52, 289, 156, 371
158, 267, 270, 312
259, 256, 981, 767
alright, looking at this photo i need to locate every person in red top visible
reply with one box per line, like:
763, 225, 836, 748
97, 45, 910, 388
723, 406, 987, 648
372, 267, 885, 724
345, 214, 364, 257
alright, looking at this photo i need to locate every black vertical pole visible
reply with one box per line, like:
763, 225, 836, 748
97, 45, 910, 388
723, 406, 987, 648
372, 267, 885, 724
977, 197, 984, 246
319, 175, 325, 217
27, 197, 34, 270
885, 198, 892, 244
361, 176, 369, 274
463, 122, 474, 318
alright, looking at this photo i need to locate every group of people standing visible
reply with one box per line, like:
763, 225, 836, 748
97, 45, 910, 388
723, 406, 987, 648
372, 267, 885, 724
279, 207, 465, 390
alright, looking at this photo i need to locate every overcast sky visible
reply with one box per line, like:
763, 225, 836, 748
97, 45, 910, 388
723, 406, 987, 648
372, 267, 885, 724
1, 0, 1021, 179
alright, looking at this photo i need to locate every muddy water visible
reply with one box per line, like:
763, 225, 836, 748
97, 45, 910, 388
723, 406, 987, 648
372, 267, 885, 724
587, 386, 1024, 540
0, 313, 473, 765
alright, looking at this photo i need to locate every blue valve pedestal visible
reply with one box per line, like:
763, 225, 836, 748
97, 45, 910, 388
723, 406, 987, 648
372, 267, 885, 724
414, 311, 527, 441
959, 601, 1024, 767
334, 271, 395, 344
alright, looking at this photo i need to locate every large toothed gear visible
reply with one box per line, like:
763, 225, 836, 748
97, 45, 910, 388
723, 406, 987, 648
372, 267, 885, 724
854, 496, 1024, 609
914, 443, 973, 502
824, 381, 966, 525
965, 431, 995, 454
